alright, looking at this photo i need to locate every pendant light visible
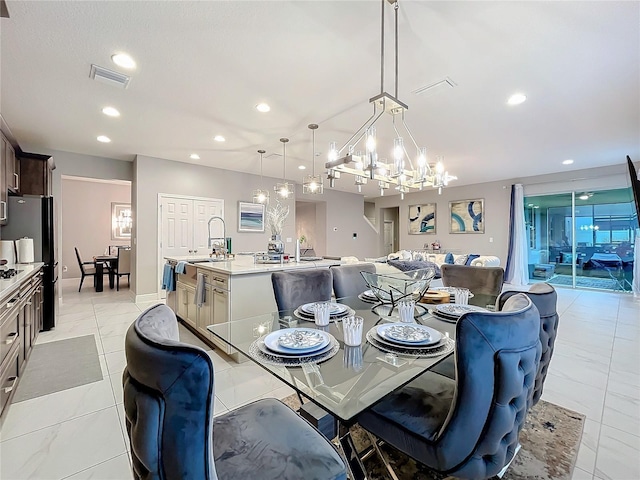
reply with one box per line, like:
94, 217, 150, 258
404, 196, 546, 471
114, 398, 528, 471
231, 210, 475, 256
252, 149, 269, 204
274, 138, 293, 199
303, 124, 324, 194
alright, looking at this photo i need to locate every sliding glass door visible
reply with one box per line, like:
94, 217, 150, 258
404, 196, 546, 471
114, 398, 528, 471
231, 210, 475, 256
525, 188, 636, 291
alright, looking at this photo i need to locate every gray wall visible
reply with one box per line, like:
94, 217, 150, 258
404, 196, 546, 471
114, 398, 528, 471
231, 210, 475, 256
295, 202, 317, 249
373, 163, 633, 264
61, 178, 131, 279
133, 155, 298, 297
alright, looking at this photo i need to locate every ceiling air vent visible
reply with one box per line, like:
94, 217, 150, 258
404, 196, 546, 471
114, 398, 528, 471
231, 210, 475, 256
412, 77, 457, 96
89, 64, 131, 89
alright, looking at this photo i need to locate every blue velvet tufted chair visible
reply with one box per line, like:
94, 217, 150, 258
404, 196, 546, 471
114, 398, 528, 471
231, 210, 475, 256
271, 269, 333, 312
356, 294, 542, 479
498, 282, 559, 406
123, 304, 347, 480
331, 263, 376, 299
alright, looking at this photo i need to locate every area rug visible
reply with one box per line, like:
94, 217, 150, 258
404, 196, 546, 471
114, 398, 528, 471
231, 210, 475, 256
283, 395, 585, 480
548, 274, 621, 290
12, 335, 102, 402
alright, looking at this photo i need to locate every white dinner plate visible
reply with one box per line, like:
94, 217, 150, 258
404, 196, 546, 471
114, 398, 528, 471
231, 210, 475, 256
435, 303, 487, 318
300, 302, 347, 316
376, 323, 442, 345
258, 338, 334, 358
263, 328, 330, 354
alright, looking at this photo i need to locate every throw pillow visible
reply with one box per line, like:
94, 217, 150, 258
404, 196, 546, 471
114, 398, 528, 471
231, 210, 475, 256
388, 260, 441, 279
412, 251, 425, 261
454, 254, 468, 265
465, 254, 481, 266
444, 252, 454, 264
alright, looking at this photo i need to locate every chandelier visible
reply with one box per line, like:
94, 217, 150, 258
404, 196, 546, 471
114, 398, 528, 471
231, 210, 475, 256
325, 0, 457, 198
252, 149, 270, 204
274, 137, 293, 199
303, 124, 324, 194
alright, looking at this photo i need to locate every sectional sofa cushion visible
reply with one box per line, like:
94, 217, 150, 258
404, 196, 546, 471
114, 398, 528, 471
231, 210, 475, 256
387, 259, 441, 278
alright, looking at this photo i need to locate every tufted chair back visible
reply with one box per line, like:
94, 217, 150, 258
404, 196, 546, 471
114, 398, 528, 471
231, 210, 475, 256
271, 269, 333, 312
441, 264, 505, 307
437, 294, 542, 479
331, 263, 376, 298
497, 282, 559, 406
123, 304, 217, 480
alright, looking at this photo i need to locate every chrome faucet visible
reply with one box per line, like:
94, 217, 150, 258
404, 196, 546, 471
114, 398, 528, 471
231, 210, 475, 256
207, 216, 227, 256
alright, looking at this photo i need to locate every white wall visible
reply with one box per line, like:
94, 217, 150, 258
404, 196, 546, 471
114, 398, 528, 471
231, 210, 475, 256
61, 178, 131, 279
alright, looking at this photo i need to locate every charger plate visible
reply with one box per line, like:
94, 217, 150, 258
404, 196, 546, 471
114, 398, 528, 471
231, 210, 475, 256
366, 327, 454, 358
249, 334, 340, 367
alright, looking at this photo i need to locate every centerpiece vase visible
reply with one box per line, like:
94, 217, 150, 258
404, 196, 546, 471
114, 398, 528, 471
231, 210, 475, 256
268, 234, 285, 254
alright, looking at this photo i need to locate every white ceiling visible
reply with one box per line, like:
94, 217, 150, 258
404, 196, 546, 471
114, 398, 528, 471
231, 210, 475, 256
1, 1, 639, 198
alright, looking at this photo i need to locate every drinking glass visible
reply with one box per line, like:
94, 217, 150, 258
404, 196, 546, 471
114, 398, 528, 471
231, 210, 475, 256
454, 288, 470, 305
397, 299, 416, 323
343, 315, 364, 346
343, 345, 363, 371
314, 301, 331, 326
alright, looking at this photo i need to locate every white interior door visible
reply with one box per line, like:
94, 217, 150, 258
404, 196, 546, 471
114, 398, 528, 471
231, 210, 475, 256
161, 197, 194, 257
193, 200, 224, 253
383, 221, 394, 255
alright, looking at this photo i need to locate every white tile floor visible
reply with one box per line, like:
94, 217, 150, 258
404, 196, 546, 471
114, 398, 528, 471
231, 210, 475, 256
0, 279, 638, 479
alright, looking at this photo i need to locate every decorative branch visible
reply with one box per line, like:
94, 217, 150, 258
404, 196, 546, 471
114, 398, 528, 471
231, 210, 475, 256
266, 201, 290, 237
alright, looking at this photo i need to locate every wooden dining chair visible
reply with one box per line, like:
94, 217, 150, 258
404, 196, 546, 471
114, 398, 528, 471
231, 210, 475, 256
115, 247, 131, 291
74, 247, 99, 292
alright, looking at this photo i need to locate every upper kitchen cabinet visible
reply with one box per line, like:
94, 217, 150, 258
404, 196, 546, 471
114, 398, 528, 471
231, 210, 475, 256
18, 153, 54, 196
0, 133, 7, 225
4, 135, 18, 194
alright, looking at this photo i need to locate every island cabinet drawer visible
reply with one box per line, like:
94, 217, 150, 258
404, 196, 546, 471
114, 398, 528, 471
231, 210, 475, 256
0, 346, 20, 418
0, 301, 21, 366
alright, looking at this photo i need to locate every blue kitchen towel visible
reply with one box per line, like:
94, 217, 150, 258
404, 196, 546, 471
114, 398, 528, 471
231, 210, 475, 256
175, 261, 188, 274
162, 264, 176, 291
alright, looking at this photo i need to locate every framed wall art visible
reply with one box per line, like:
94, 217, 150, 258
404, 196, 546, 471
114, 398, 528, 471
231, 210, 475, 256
408, 204, 436, 234
111, 203, 132, 240
238, 201, 265, 233
450, 199, 484, 233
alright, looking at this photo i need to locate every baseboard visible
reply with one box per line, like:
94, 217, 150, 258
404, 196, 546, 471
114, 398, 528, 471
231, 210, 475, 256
131, 292, 159, 303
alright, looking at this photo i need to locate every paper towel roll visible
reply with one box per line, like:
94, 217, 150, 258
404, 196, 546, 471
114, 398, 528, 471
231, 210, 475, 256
16, 237, 34, 264
0, 240, 15, 264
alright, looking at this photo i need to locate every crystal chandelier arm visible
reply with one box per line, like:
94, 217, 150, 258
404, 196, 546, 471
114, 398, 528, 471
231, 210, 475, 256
401, 114, 433, 174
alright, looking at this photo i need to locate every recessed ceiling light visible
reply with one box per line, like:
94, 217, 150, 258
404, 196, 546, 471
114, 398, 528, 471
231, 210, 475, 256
579, 194, 589, 200
97, 135, 111, 143
298, 165, 306, 170
507, 93, 527, 105
190, 153, 200, 160
562, 159, 574, 165
111, 53, 136, 69
213, 135, 225, 142
256, 103, 271, 113
102, 106, 120, 117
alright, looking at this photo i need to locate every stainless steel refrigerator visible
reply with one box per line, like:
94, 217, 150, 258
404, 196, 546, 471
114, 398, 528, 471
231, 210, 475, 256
3, 195, 58, 330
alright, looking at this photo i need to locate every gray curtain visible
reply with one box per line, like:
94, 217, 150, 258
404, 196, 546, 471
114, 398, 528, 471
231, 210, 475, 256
505, 184, 529, 286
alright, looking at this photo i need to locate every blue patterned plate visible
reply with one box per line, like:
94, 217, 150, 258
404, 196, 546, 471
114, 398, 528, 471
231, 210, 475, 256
264, 328, 331, 354
377, 323, 442, 345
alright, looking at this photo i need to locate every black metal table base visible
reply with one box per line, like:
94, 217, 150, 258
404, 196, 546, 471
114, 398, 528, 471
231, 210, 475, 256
338, 423, 368, 480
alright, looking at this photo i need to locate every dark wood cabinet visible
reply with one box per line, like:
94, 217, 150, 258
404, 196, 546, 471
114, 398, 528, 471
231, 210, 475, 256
17, 152, 54, 196
5, 137, 18, 194
0, 134, 7, 225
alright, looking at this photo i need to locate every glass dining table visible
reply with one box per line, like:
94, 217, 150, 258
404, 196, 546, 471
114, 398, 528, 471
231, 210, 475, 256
207, 296, 458, 480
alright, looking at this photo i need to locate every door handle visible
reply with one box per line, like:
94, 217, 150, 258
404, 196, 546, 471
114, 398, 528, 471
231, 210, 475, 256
0, 201, 6, 221
4, 332, 17, 345
6, 299, 18, 309
14, 173, 19, 190
3, 376, 18, 393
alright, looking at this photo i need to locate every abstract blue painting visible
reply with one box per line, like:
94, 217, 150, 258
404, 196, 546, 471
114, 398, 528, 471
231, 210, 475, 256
450, 199, 484, 233
238, 202, 265, 232
408, 204, 436, 234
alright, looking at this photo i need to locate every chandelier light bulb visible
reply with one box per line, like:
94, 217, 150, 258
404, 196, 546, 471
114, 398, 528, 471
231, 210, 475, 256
328, 142, 338, 162
436, 161, 444, 174
258, 193, 266, 203
366, 127, 376, 153
393, 138, 404, 162
280, 187, 289, 198
417, 147, 427, 167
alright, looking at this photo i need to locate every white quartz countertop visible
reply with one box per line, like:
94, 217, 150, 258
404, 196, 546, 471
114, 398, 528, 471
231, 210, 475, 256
164, 255, 342, 276
0, 263, 45, 301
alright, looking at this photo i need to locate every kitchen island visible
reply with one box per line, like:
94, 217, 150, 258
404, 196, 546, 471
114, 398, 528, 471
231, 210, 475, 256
164, 255, 342, 356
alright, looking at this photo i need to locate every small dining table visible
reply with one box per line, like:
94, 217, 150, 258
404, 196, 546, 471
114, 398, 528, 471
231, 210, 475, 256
207, 296, 457, 480
93, 255, 118, 292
